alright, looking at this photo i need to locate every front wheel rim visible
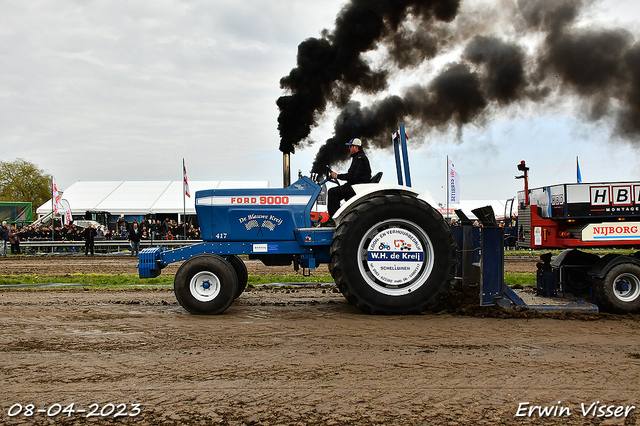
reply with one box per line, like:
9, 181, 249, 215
190, 271, 221, 302
612, 273, 640, 302
357, 219, 435, 296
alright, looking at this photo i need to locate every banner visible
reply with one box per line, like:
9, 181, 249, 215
60, 199, 72, 225
183, 159, 190, 198
52, 177, 60, 214
577, 156, 582, 183
448, 159, 460, 205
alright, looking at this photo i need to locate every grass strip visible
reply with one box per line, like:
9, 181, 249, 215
504, 272, 536, 287
0, 274, 173, 288
0, 273, 335, 289
505, 248, 637, 256
0, 272, 534, 289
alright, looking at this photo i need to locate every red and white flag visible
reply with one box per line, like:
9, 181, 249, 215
52, 177, 60, 214
60, 199, 72, 225
183, 159, 190, 198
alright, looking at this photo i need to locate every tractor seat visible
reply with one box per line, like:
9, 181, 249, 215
370, 172, 383, 183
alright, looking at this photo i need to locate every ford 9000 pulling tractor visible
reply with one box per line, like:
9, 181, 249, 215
138, 127, 458, 315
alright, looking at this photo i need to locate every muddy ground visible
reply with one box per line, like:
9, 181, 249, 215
0, 253, 539, 276
1, 255, 640, 425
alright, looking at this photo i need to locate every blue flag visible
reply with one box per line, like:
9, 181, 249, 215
577, 157, 582, 183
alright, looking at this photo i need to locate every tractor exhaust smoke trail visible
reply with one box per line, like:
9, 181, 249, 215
277, 0, 640, 174
276, 0, 460, 154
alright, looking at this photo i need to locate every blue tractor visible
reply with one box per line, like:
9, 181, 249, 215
138, 127, 457, 314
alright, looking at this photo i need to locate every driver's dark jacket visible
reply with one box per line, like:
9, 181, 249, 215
337, 151, 372, 185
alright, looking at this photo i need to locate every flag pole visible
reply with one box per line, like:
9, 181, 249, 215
446, 155, 449, 220
183, 158, 187, 240
51, 177, 54, 241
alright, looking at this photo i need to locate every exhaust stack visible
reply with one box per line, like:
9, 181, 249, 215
283, 152, 291, 188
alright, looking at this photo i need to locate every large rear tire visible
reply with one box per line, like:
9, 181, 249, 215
594, 263, 640, 314
174, 254, 238, 314
329, 194, 456, 314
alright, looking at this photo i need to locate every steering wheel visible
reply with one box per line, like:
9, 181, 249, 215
326, 165, 341, 186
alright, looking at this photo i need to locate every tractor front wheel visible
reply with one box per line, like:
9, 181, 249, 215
225, 255, 248, 299
174, 254, 238, 314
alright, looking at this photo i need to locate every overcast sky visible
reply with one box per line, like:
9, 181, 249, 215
2, 0, 640, 205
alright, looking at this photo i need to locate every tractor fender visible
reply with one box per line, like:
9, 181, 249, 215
589, 253, 640, 279
333, 184, 421, 224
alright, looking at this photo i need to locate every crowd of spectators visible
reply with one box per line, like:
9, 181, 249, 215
448, 218, 515, 227
131, 217, 202, 241
1, 216, 202, 253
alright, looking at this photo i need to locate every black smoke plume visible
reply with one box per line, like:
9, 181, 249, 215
277, 0, 460, 155
278, 0, 640, 174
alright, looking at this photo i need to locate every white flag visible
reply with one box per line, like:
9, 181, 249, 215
448, 159, 460, 205
60, 199, 72, 225
183, 159, 190, 198
52, 178, 60, 214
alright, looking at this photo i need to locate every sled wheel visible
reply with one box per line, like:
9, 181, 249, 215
225, 255, 248, 299
329, 194, 456, 314
552, 249, 599, 291
594, 263, 640, 314
174, 254, 238, 314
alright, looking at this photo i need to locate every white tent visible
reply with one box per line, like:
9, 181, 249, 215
418, 190, 440, 208
439, 199, 516, 221
36, 180, 270, 217
405, 191, 517, 221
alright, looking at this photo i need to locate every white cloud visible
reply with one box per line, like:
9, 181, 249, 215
0, 0, 638, 204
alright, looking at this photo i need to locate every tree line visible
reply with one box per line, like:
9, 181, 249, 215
0, 158, 51, 208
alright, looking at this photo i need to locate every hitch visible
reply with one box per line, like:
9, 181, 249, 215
138, 247, 164, 278
454, 206, 599, 313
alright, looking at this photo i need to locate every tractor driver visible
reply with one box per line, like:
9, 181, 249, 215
327, 138, 372, 223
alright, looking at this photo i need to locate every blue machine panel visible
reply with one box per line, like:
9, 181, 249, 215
195, 177, 321, 242
138, 247, 162, 278
294, 229, 335, 246
228, 209, 296, 241
479, 226, 505, 306
158, 242, 315, 265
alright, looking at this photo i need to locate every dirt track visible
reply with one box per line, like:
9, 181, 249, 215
2, 256, 640, 425
0, 253, 538, 276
